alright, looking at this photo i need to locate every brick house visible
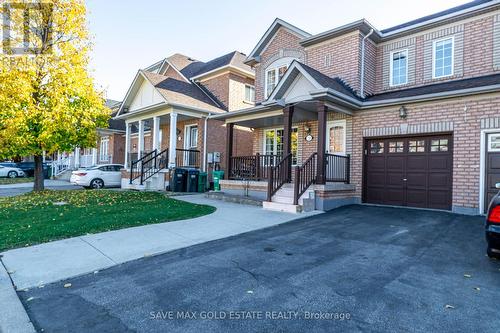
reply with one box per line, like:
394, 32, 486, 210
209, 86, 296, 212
214, 0, 500, 215
115, 51, 255, 189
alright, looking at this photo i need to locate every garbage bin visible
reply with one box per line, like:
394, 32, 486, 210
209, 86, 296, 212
172, 168, 188, 192
187, 169, 199, 192
212, 170, 224, 191
198, 172, 207, 193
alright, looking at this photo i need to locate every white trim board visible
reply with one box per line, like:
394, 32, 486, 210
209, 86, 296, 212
480, 128, 500, 214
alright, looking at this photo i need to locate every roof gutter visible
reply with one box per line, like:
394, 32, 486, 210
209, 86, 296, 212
360, 28, 374, 99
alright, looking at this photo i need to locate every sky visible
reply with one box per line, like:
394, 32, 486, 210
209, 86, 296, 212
86, 0, 467, 101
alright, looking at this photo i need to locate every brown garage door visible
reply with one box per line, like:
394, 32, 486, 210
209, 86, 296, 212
485, 133, 500, 213
364, 134, 453, 210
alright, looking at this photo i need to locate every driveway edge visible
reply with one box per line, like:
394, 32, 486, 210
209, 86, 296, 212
0, 257, 35, 333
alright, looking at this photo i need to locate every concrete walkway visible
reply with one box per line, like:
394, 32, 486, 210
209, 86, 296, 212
0, 179, 81, 197
1, 194, 321, 290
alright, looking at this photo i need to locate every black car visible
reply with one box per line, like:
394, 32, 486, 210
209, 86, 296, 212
16, 162, 51, 178
486, 183, 500, 258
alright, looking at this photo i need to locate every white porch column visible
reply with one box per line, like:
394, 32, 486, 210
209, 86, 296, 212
74, 147, 80, 169
138, 120, 145, 158
124, 122, 131, 168
42, 151, 46, 163
168, 112, 178, 168
152, 116, 160, 151
91, 148, 97, 165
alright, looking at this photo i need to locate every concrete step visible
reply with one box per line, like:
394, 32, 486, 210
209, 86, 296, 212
263, 201, 302, 213
272, 195, 294, 204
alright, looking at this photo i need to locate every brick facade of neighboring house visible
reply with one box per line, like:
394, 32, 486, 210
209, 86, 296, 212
215, 1, 500, 215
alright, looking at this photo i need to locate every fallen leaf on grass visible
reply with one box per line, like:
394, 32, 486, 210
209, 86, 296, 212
473, 287, 481, 291
444, 304, 455, 309
63, 283, 72, 288
463, 274, 472, 278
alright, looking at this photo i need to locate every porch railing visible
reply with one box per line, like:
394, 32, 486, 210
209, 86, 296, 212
175, 148, 200, 168
229, 154, 279, 180
293, 153, 317, 205
140, 148, 169, 184
129, 150, 157, 184
325, 153, 350, 183
267, 153, 292, 201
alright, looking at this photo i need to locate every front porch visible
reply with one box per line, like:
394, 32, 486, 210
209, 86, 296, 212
220, 100, 357, 212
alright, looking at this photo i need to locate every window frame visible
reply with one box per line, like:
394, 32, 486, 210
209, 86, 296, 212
184, 124, 198, 149
264, 57, 296, 99
99, 136, 109, 161
326, 119, 347, 156
262, 127, 299, 166
432, 36, 454, 79
389, 49, 409, 87
244, 84, 255, 103
488, 133, 500, 152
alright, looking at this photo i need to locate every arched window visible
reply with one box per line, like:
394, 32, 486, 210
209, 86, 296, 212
264, 57, 296, 98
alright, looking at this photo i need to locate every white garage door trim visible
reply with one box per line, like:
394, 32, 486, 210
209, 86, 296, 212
479, 128, 500, 215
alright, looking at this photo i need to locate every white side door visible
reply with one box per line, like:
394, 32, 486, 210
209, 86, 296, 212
0, 166, 6, 177
110, 165, 122, 185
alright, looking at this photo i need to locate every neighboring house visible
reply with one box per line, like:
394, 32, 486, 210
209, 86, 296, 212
213, 0, 500, 215
115, 51, 255, 189
72, 99, 126, 169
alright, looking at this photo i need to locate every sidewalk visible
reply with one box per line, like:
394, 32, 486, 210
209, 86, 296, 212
0, 179, 81, 197
1, 194, 321, 290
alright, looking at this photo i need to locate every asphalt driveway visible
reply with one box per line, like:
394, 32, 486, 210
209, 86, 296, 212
18, 205, 500, 333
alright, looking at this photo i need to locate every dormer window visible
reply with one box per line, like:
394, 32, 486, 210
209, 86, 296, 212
264, 57, 296, 98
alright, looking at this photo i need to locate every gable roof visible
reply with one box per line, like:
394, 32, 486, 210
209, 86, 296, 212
181, 51, 254, 79
245, 18, 311, 66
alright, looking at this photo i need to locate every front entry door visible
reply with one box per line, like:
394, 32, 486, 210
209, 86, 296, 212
485, 133, 500, 213
184, 125, 198, 166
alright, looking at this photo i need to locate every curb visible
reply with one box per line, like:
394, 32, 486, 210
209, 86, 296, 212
0, 257, 35, 333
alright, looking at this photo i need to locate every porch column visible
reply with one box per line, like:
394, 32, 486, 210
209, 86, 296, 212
225, 123, 234, 179
316, 102, 327, 184
283, 105, 294, 181
124, 122, 131, 168
152, 116, 160, 151
168, 112, 178, 168
74, 147, 80, 169
138, 120, 145, 158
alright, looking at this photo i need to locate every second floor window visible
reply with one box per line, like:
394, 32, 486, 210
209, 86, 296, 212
265, 64, 288, 98
390, 50, 408, 86
433, 37, 454, 78
244, 85, 255, 103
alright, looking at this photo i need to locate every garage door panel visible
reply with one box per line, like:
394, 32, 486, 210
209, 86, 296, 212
367, 172, 385, 186
488, 155, 500, 169
407, 155, 427, 170
428, 155, 451, 170
365, 134, 452, 210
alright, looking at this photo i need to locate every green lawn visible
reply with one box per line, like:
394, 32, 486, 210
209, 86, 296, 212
0, 177, 34, 185
0, 190, 215, 251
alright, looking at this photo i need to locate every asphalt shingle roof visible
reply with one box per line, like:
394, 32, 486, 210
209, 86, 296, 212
180, 51, 253, 78
298, 63, 360, 100
141, 71, 224, 113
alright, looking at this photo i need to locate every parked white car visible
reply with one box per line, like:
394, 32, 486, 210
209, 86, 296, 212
0, 165, 25, 178
70, 164, 123, 189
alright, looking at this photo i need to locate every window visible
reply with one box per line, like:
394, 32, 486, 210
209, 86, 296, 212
327, 120, 346, 155
370, 142, 384, 154
433, 37, 454, 78
389, 141, 404, 153
390, 50, 408, 86
431, 139, 449, 152
185, 125, 198, 149
99, 136, 109, 161
263, 128, 299, 165
409, 140, 425, 153
244, 85, 255, 103
489, 134, 500, 152
264, 57, 296, 98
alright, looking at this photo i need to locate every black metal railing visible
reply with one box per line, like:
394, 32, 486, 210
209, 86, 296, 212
325, 153, 350, 183
229, 154, 280, 180
175, 148, 200, 168
293, 153, 317, 205
267, 153, 292, 201
129, 150, 157, 184
140, 148, 169, 184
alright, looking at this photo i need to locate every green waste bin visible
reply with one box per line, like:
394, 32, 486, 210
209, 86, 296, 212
212, 170, 224, 191
198, 172, 207, 193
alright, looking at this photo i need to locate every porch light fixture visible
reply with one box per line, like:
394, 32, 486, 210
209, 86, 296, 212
399, 105, 407, 119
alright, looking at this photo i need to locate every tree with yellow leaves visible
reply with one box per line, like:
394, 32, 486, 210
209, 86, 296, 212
0, 0, 109, 190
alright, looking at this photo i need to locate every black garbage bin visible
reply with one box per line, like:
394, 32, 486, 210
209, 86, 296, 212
172, 168, 187, 192
187, 169, 199, 192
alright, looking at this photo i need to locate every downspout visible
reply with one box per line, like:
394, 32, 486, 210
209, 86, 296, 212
203, 114, 210, 172
360, 29, 374, 99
